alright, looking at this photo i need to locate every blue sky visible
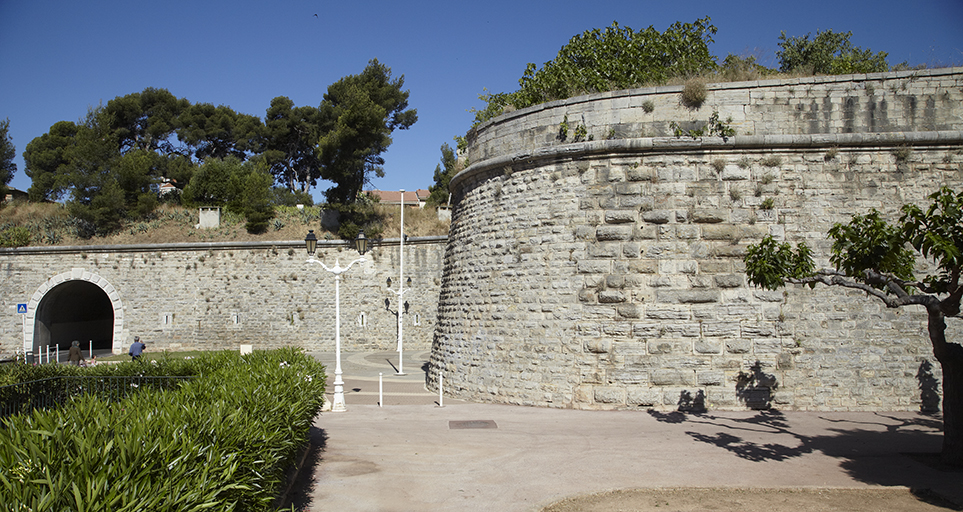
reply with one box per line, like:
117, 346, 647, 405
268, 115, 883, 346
2, 0, 961, 203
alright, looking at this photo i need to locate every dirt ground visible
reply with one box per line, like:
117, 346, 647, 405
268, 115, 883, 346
541, 487, 962, 512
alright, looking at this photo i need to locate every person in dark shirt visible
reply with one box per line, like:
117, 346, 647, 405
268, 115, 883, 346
129, 336, 146, 361
68, 340, 84, 366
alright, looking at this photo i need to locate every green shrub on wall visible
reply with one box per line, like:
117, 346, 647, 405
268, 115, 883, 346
0, 348, 326, 511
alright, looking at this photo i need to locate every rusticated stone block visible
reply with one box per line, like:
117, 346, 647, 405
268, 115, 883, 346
598, 290, 626, 303
651, 369, 694, 386
657, 290, 720, 304
594, 387, 626, 404
584, 339, 611, 354
597, 225, 633, 241
605, 210, 637, 224
642, 210, 673, 224
617, 303, 643, 318
694, 339, 723, 354
725, 343, 751, 362
691, 209, 726, 223
697, 370, 725, 386
714, 274, 743, 288
626, 388, 661, 406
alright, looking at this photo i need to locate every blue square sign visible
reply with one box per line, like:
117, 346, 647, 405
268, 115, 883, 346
17, 304, 27, 314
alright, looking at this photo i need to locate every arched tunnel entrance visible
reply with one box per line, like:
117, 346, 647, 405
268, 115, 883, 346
33, 281, 115, 355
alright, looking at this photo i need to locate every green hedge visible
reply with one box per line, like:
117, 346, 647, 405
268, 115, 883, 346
0, 348, 326, 511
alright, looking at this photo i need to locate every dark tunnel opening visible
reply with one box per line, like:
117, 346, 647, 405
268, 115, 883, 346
33, 281, 114, 354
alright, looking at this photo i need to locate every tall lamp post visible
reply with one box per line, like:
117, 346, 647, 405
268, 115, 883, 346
386, 189, 410, 375
305, 229, 369, 412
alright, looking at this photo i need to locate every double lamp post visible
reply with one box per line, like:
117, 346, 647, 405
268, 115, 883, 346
304, 190, 410, 411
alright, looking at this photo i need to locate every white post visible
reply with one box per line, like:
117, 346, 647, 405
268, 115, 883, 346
438, 371, 444, 408
89, 340, 93, 359
379, 372, 384, 407
56, 345, 59, 364
332, 268, 346, 412
397, 189, 405, 375
46, 345, 50, 364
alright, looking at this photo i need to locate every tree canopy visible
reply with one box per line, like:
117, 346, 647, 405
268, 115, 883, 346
318, 59, 417, 206
21, 60, 415, 237
0, 118, 16, 201
776, 29, 889, 75
426, 142, 458, 207
745, 187, 963, 466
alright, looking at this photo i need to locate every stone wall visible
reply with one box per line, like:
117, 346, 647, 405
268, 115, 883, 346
432, 68, 963, 412
0, 237, 446, 357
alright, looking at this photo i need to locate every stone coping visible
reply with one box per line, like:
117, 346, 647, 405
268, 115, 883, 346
0, 235, 449, 256
450, 130, 963, 195
470, 66, 963, 134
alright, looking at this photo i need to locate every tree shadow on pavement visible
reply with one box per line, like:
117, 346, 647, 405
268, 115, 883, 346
647, 409, 961, 508
280, 426, 328, 511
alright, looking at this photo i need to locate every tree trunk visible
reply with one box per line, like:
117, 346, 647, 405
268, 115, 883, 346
928, 308, 963, 466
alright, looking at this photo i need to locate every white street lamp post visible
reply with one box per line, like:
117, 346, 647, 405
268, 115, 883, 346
387, 189, 410, 375
305, 229, 369, 413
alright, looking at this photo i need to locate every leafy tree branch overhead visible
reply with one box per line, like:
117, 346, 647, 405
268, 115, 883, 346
745, 187, 963, 466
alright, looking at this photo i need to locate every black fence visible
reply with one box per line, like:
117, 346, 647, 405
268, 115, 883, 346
0, 375, 194, 420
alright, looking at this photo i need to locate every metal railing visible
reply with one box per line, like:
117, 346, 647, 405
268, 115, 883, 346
0, 375, 194, 420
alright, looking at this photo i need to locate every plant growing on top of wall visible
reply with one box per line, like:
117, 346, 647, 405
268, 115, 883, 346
681, 77, 708, 108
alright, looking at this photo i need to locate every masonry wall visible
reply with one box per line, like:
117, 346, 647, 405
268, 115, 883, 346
432, 68, 963, 412
0, 238, 445, 357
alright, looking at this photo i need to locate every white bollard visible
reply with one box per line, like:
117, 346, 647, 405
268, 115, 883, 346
379, 372, 383, 407
89, 340, 93, 359
438, 371, 444, 408
56, 346, 59, 364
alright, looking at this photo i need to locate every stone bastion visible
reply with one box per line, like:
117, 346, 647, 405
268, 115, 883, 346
429, 67, 963, 412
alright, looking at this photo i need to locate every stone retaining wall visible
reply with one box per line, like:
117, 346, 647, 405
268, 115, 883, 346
432, 68, 963, 411
1, 238, 445, 356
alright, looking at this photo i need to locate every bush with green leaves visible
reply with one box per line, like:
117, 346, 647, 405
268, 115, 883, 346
471, 17, 718, 126
0, 348, 326, 510
776, 29, 889, 75
0, 226, 31, 247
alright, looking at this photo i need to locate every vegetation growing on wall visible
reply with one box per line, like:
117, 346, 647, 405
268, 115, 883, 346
468, 20, 895, 128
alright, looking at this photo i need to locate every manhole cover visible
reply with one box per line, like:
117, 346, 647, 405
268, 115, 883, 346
449, 420, 497, 430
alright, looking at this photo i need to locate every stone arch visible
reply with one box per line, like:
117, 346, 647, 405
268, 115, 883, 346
22, 268, 125, 357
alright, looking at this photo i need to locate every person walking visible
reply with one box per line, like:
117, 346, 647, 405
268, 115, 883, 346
68, 340, 84, 366
129, 336, 146, 361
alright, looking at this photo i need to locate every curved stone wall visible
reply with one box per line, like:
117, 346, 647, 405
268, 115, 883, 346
431, 68, 963, 411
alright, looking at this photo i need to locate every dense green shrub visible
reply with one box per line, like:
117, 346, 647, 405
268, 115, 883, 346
0, 349, 326, 511
0, 226, 31, 247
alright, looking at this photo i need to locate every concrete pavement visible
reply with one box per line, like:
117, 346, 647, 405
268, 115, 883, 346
290, 351, 961, 511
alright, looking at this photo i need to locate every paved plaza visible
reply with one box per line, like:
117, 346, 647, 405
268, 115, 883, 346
292, 351, 961, 511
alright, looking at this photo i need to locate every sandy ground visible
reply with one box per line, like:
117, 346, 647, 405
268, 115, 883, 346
542, 487, 962, 511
